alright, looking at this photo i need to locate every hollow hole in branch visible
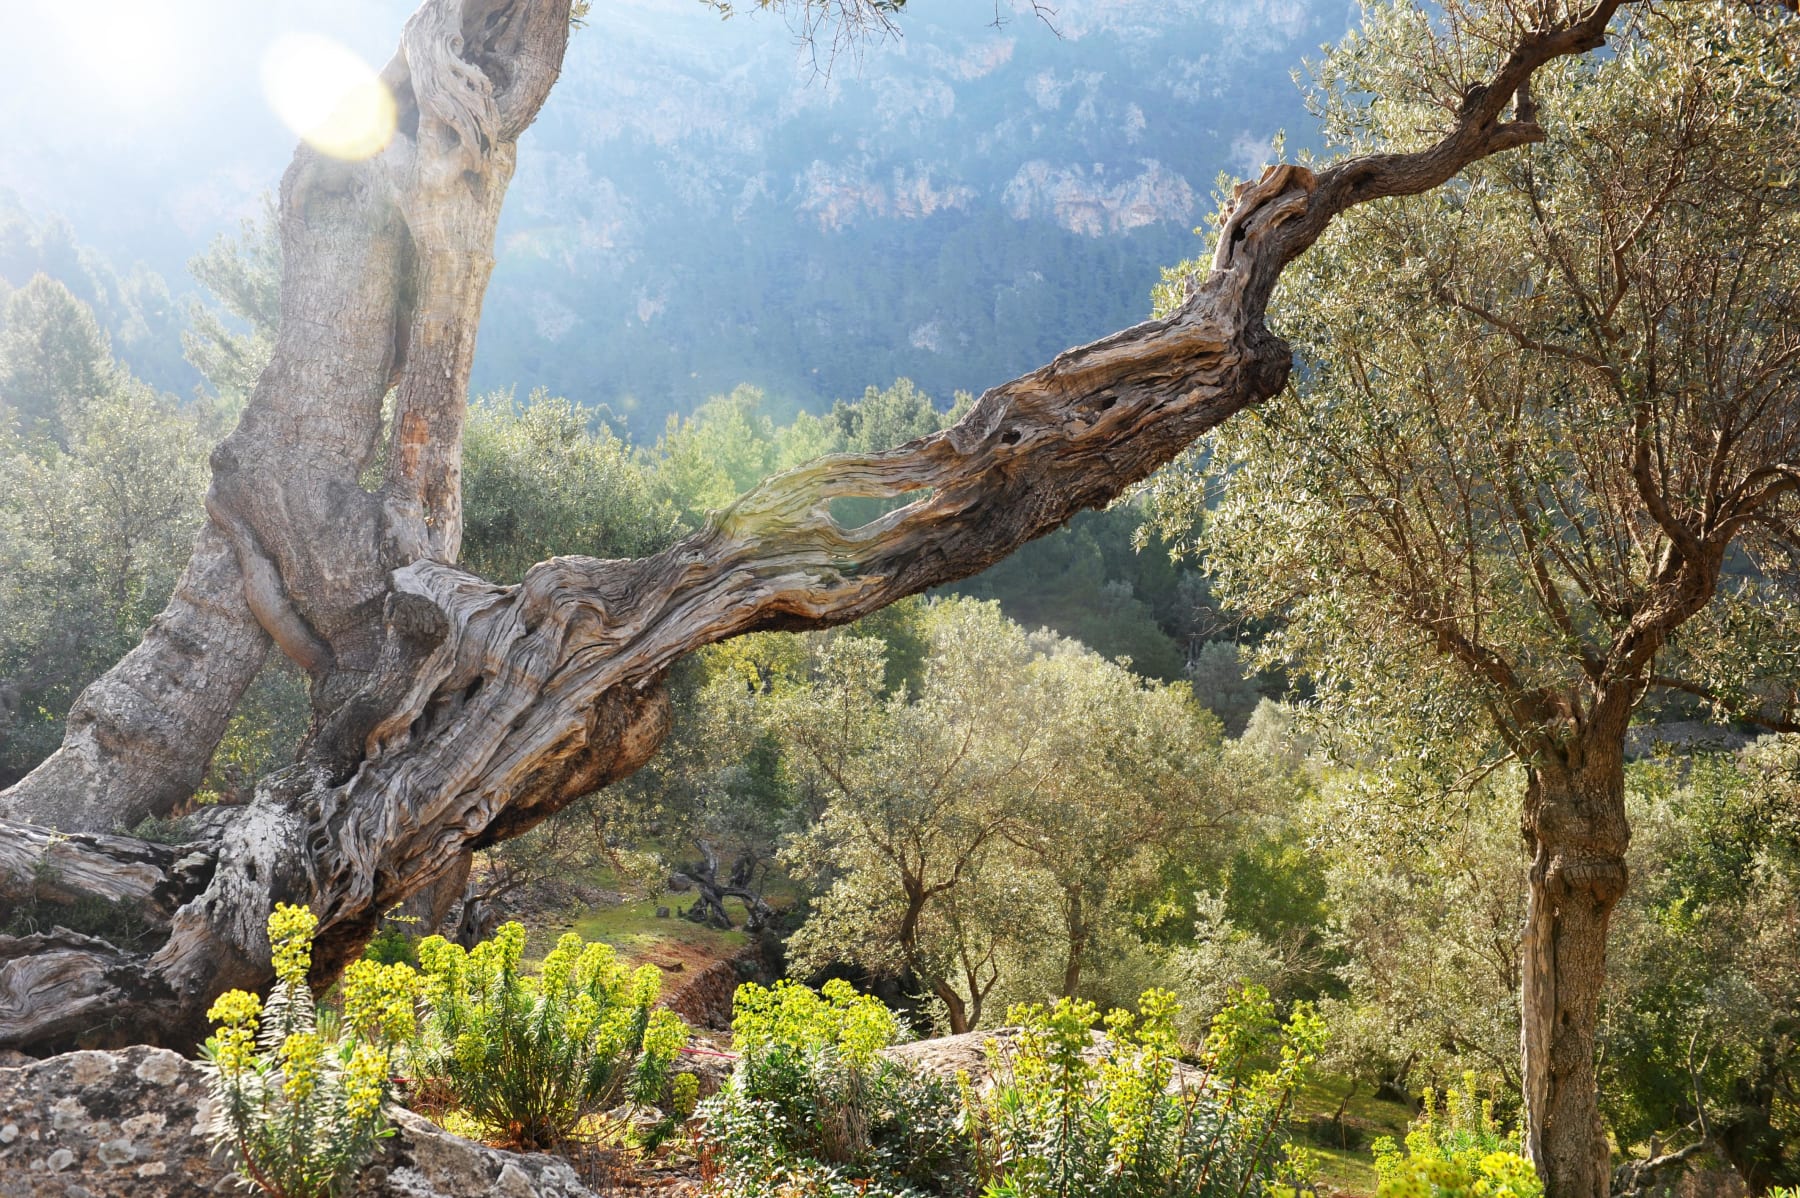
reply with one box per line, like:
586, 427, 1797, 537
999, 429, 1023, 445
827, 489, 933, 533
362, 393, 399, 493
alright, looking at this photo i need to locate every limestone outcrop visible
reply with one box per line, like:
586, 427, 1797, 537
0, 1046, 598, 1198
885, 1027, 1205, 1093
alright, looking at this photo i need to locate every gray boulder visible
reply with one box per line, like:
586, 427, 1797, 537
0, 1045, 599, 1197
884, 1027, 1205, 1093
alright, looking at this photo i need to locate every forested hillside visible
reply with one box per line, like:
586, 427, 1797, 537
1, 0, 1334, 432
1, 2, 1797, 1198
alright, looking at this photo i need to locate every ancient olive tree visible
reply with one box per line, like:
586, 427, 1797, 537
0, 0, 1636, 1080
1167, 6, 1800, 1196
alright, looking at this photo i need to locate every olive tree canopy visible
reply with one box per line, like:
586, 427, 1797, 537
1163, 6, 1800, 1193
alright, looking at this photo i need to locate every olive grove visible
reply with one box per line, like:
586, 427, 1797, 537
0, 3, 1738, 1196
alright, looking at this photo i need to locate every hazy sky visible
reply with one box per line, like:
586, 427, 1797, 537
0, 0, 1018, 269
0, 0, 1336, 312
1, 1, 417, 260
3, 1, 409, 140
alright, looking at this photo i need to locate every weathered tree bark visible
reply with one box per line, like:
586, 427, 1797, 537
0, 531, 271, 832
1513, 521, 1737, 1195
0, 0, 1626, 1074
1, 0, 563, 836
1519, 737, 1632, 1198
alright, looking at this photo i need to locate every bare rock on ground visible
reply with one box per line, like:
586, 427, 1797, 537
670, 1037, 735, 1099
660, 956, 741, 1032
0, 1045, 598, 1197
885, 1027, 1205, 1092
883, 1028, 1008, 1082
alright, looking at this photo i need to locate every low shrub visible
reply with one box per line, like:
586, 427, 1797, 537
1370, 1073, 1542, 1198
410, 922, 688, 1150
698, 978, 971, 1197
201, 904, 419, 1198
363, 925, 420, 968
672, 1071, 702, 1118
700, 981, 1320, 1198
968, 985, 1324, 1198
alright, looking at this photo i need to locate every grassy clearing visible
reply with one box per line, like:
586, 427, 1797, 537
503, 852, 761, 966
532, 848, 795, 962
1291, 1072, 1417, 1196
1310, 1143, 1380, 1196
560, 889, 751, 961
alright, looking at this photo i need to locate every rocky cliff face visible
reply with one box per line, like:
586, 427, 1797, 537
1001, 159, 1197, 235
474, 0, 1340, 428
0, 0, 1345, 435
0, 1046, 598, 1198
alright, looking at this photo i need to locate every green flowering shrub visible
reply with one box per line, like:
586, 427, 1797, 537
1371, 1073, 1542, 1198
410, 922, 687, 1150
671, 1071, 702, 1118
969, 986, 1325, 1198
202, 904, 419, 1198
701, 982, 1324, 1198
363, 926, 420, 968
698, 979, 971, 1197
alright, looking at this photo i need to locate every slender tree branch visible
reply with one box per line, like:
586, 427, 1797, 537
1646, 676, 1800, 733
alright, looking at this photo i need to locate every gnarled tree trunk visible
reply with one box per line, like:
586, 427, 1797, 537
0, 0, 1624, 1109
1520, 739, 1632, 1198
0, 531, 272, 833
931, 979, 972, 1038
682, 841, 772, 930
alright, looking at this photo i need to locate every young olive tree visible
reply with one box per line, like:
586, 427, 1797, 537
1165, 7, 1800, 1195
776, 599, 1240, 1031
0, 0, 1647, 1078
1000, 641, 1237, 1000
776, 602, 1044, 1034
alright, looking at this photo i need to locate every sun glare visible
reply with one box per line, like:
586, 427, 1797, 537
38, 0, 184, 112
261, 34, 396, 162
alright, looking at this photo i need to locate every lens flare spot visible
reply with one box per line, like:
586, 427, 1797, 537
261, 34, 396, 161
